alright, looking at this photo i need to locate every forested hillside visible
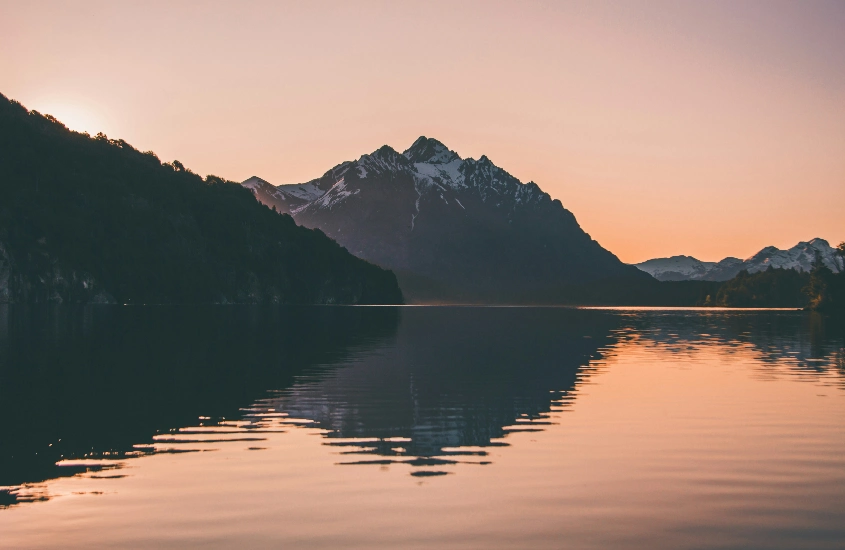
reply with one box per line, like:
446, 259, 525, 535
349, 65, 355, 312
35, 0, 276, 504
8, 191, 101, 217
710, 267, 809, 308
0, 94, 402, 304
706, 257, 845, 313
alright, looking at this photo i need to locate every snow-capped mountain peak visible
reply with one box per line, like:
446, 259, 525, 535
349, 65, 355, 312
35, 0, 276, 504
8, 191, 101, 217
742, 238, 839, 273
636, 239, 841, 281
403, 136, 461, 164
320, 137, 548, 212
240, 137, 648, 301
241, 175, 273, 191
240, 175, 292, 213
354, 146, 410, 179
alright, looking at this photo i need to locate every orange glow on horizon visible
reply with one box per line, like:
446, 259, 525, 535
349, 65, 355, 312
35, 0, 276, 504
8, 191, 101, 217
1, 1, 843, 263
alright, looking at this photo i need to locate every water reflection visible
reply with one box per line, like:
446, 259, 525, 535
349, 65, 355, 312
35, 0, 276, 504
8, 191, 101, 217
608, 311, 845, 385
260, 308, 621, 474
0, 306, 843, 508
0, 305, 399, 499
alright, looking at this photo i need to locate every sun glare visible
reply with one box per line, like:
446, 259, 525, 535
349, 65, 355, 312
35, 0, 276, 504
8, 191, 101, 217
35, 101, 106, 135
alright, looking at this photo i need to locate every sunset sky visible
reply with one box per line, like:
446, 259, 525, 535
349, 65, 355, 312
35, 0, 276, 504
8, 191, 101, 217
2, 0, 843, 263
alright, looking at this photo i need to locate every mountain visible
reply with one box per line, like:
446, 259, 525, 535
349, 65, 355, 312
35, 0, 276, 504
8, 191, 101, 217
635, 255, 744, 282
241, 176, 291, 213
0, 93, 402, 304
636, 239, 842, 282
243, 137, 650, 303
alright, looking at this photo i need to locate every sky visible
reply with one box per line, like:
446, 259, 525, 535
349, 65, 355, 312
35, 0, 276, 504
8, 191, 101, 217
1, 0, 843, 263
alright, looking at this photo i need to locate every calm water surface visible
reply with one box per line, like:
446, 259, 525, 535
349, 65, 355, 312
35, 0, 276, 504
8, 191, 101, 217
1, 306, 843, 549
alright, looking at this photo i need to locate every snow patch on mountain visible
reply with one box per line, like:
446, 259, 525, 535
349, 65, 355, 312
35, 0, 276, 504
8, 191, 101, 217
404, 136, 461, 165
356, 146, 408, 177
743, 238, 838, 273
636, 256, 718, 281
309, 178, 359, 211
283, 180, 327, 202
411, 185, 422, 231
242, 176, 271, 191
242, 176, 287, 199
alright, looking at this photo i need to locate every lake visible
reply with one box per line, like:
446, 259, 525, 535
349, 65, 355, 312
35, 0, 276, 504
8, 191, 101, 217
1, 306, 843, 549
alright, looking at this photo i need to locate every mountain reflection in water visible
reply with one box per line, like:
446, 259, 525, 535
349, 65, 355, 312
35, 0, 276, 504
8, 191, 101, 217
0, 305, 400, 493
260, 308, 619, 471
0, 306, 843, 509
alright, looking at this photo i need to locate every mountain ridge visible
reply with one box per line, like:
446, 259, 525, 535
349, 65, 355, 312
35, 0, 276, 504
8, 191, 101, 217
243, 136, 651, 303
636, 238, 841, 281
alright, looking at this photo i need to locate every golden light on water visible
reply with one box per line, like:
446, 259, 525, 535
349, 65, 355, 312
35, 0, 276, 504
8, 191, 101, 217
2, 309, 843, 549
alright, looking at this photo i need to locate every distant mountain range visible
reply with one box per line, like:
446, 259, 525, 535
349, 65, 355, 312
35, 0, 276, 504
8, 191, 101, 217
243, 137, 649, 302
635, 238, 842, 282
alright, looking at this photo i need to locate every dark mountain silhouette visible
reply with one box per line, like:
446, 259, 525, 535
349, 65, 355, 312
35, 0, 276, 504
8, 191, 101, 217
0, 93, 402, 304
243, 137, 651, 303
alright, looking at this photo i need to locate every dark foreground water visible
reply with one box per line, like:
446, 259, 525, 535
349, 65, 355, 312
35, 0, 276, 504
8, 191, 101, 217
0, 306, 843, 549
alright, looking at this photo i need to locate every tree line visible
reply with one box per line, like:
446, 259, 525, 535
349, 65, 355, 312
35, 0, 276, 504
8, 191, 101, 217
709, 245, 845, 313
0, 93, 402, 304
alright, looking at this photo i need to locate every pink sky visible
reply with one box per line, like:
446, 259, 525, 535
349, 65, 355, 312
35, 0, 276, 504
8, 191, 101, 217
2, 0, 843, 263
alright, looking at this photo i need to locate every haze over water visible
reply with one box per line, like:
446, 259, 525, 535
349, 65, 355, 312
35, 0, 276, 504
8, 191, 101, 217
1, 306, 843, 549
